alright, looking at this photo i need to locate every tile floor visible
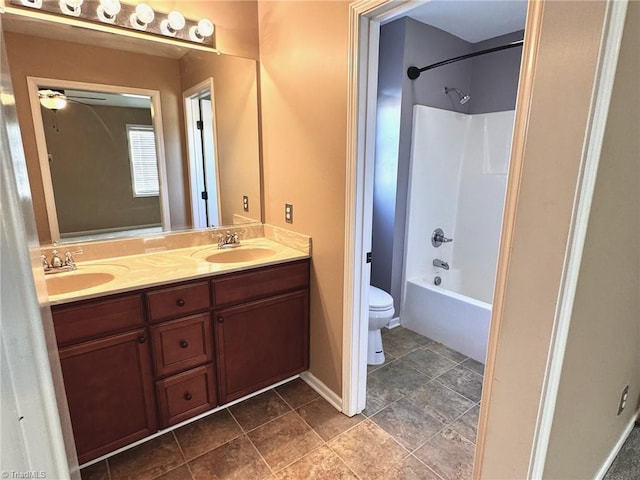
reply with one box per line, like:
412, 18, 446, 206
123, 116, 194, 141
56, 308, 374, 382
81, 327, 483, 480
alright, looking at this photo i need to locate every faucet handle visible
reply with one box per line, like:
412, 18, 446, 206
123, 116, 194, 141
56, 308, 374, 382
64, 250, 80, 269
50, 250, 62, 268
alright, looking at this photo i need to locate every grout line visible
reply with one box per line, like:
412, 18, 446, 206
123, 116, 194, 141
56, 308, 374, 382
170, 430, 195, 480
409, 453, 447, 480
272, 384, 320, 411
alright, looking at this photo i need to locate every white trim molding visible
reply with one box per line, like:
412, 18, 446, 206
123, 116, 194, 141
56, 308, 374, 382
301, 371, 343, 412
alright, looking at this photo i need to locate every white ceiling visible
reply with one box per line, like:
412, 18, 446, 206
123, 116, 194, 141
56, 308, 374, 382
407, 0, 528, 43
60, 90, 151, 109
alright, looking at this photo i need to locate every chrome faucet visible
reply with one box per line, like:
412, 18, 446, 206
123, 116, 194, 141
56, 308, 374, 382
216, 231, 241, 249
433, 258, 450, 270
42, 249, 83, 274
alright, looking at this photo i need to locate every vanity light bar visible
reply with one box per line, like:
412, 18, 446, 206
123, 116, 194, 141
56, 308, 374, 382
9, 0, 215, 48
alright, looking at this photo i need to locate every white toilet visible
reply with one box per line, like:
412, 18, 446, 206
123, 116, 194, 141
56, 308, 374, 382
368, 285, 395, 365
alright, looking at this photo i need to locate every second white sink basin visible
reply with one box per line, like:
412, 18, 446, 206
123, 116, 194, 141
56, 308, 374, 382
204, 247, 277, 264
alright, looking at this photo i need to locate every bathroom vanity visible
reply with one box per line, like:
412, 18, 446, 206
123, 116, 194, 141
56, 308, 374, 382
46, 235, 310, 464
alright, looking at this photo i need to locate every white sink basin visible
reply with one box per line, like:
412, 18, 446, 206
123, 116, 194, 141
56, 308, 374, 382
46, 272, 115, 296
45, 264, 129, 296
203, 247, 277, 264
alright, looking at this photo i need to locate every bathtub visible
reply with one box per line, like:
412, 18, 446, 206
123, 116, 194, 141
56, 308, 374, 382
401, 271, 491, 363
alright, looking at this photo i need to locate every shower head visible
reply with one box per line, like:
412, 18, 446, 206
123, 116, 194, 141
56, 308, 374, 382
444, 87, 471, 105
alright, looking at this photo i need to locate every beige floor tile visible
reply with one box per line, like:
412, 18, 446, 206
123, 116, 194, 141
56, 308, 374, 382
327, 420, 407, 480
275, 378, 320, 409
108, 433, 184, 480
248, 411, 323, 471
424, 343, 467, 364
404, 381, 475, 425
370, 398, 444, 450
174, 409, 243, 460
229, 390, 291, 431
435, 367, 483, 403
382, 327, 431, 358
400, 349, 458, 379
414, 428, 475, 480
189, 435, 271, 480
80, 461, 109, 480
380, 455, 444, 480
450, 405, 480, 443
297, 398, 364, 441
152, 464, 192, 480
365, 361, 430, 415
278, 445, 359, 479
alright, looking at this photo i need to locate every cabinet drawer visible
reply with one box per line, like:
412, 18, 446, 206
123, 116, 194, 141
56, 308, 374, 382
151, 314, 213, 377
146, 281, 210, 323
212, 260, 309, 307
155, 365, 217, 428
53, 294, 144, 346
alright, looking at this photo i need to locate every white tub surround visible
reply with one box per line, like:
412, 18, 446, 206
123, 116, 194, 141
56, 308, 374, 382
401, 105, 515, 361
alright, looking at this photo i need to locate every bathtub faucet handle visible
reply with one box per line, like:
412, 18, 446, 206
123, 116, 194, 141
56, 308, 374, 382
431, 228, 453, 247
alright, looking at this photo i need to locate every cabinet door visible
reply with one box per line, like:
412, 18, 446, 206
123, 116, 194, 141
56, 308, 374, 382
215, 291, 309, 404
59, 329, 156, 464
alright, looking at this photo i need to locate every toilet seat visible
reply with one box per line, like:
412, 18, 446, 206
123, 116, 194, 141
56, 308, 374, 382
369, 285, 393, 311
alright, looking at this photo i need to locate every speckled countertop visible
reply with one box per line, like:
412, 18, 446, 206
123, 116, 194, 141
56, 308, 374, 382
44, 227, 311, 306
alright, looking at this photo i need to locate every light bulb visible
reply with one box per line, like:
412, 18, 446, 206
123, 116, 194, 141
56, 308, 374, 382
130, 2, 154, 30
160, 11, 185, 36
97, 0, 121, 23
59, 0, 84, 17
38, 90, 68, 111
20, 0, 43, 8
189, 19, 214, 42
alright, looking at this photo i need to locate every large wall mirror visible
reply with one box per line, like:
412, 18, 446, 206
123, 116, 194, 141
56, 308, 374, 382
3, 12, 262, 245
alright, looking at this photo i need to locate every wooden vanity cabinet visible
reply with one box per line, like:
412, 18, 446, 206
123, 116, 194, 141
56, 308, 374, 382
51, 258, 310, 463
52, 295, 156, 465
213, 260, 310, 404
146, 281, 217, 428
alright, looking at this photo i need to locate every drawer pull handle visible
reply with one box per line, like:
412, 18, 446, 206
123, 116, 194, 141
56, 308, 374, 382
184, 392, 192, 401
176, 299, 186, 307
180, 340, 189, 349
137, 336, 146, 344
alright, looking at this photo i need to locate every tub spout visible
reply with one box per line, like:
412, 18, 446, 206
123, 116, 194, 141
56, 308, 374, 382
433, 258, 449, 270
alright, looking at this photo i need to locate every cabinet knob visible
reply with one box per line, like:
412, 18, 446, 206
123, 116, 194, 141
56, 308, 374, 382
184, 392, 192, 401
137, 336, 146, 344
180, 340, 189, 349
217, 317, 224, 323
176, 298, 186, 307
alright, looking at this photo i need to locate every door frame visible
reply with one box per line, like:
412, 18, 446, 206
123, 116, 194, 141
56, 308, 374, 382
343, 0, 627, 476
183, 77, 222, 228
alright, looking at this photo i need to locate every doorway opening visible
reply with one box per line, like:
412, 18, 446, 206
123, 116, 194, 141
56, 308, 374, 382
184, 78, 221, 228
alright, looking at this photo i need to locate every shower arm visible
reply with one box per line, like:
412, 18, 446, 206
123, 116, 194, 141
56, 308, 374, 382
407, 39, 524, 80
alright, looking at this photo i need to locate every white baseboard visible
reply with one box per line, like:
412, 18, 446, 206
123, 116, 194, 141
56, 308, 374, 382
595, 409, 640, 479
386, 316, 401, 329
300, 371, 342, 412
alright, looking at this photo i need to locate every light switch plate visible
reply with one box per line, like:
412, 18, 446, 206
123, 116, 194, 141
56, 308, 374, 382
285, 203, 293, 224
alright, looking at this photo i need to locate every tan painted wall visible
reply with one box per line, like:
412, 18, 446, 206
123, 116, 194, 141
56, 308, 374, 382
544, 3, 640, 477
148, 0, 260, 59
180, 51, 261, 225
42, 104, 160, 234
4, 32, 187, 243
258, 0, 350, 394
477, 1, 610, 477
